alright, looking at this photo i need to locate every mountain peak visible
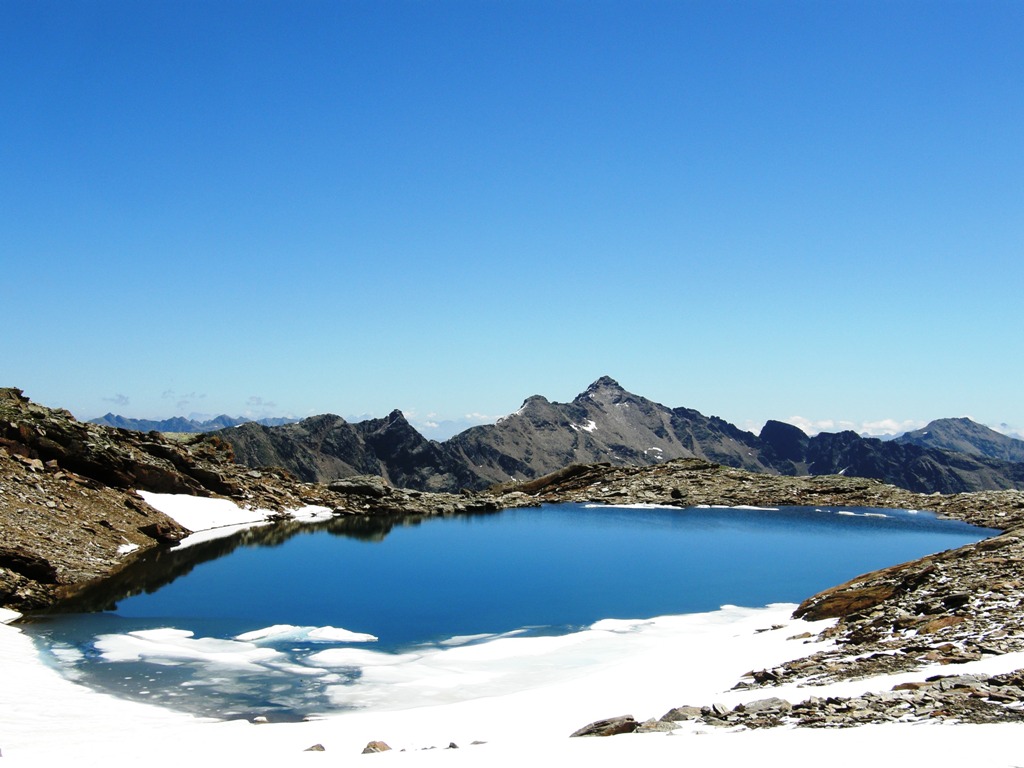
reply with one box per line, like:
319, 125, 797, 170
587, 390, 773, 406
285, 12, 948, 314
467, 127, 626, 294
588, 376, 623, 391
575, 376, 636, 407
896, 416, 1024, 463
576, 376, 627, 401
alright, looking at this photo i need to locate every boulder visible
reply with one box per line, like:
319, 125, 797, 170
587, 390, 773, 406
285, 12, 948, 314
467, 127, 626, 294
738, 697, 792, 714
569, 715, 638, 737
636, 718, 679, 733
661, 705, 703, 721
919, 615, 966, 634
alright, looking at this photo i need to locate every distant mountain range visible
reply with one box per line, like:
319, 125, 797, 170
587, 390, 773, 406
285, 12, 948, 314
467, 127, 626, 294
894, 417, 1024, 464
90, 413, 297, 433
206, 377, 1024, 495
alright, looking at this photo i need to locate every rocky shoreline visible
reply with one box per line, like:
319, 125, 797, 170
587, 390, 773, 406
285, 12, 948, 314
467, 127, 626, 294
527, 459, 1024, 530
534, 461, 1024, 733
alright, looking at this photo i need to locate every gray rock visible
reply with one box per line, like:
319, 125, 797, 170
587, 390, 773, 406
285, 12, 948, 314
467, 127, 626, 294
706, 702, 730, 717
739, 697, 792, 714
636, 718, 680, 733
661, 705, 703, 722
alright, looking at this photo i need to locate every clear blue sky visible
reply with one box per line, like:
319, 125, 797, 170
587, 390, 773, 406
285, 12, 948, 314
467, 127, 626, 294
3, 0, 1022, 438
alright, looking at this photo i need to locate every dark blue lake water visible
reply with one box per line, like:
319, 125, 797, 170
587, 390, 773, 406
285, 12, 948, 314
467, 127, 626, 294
23, 503, 995, 720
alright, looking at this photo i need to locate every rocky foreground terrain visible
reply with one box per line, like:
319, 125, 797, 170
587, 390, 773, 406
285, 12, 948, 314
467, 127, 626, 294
6, 386, 1024, 734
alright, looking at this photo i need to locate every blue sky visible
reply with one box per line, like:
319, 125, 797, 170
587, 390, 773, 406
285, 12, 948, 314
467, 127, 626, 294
3, 0, 1022, 439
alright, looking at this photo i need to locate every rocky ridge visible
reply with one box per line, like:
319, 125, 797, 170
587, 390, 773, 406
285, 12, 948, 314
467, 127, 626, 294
216, 410, 479, 492
212, 377, 1024, 495
526, 458, 1024, 529
443, 376, 773, 485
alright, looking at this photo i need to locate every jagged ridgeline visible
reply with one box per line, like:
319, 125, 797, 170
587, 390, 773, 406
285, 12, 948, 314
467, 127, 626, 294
211, 377, 1024, 495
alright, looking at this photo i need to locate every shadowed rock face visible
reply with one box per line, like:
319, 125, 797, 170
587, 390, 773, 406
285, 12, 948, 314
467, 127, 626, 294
217, 410, 478, 492
214, 377, 1024, 495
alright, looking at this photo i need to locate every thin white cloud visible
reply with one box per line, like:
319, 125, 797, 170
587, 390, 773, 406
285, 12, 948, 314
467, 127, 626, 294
859, 418, 926, 436
401, 412, 497, 441
782, 416, 925, 437
161, 389, 206, 410
782, 417, 836, 435
102, 393, 130, 407
992, 422, 1024, 439
246, 395, 277, 409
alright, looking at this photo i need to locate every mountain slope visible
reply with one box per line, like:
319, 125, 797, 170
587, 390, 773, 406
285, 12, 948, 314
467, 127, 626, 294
750, 419, 1024, 494
220, 410, 477, 492
211, 376, 1024, 495
445, 376, 771, 486
895, 417, 1024, 464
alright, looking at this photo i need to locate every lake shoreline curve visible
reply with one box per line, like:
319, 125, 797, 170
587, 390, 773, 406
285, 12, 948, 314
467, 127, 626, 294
5, 386, 1024, 736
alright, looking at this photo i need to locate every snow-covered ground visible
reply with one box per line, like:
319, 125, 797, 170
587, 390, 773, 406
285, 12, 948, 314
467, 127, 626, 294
4, 494, 1024, 767
137, 490, 335, 549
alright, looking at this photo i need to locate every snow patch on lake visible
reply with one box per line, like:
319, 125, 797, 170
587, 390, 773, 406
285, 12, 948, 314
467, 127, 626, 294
696, 504, 782, 511
235, 625, 378, 644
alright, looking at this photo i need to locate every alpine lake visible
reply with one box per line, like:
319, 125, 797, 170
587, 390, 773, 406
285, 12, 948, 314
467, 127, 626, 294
21, 502, 997, 720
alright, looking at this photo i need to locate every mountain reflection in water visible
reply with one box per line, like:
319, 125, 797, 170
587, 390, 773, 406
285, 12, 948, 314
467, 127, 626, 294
40, 512, 432, 615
